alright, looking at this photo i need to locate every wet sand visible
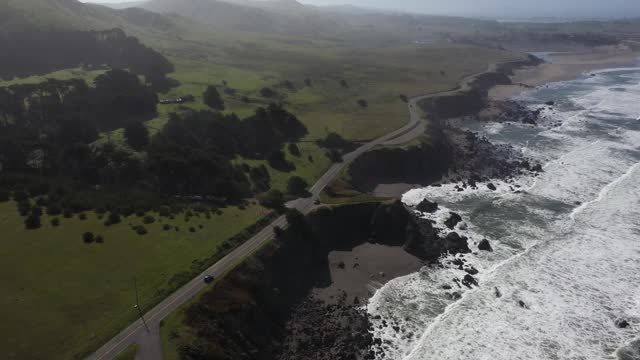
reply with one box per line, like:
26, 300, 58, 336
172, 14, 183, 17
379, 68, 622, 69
312, 242, 423, 304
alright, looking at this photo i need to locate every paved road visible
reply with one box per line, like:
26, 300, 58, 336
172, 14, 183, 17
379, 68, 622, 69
87, 96, 429, 360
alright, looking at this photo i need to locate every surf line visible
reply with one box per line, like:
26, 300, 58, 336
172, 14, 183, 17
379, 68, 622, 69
569, 161, 640, 221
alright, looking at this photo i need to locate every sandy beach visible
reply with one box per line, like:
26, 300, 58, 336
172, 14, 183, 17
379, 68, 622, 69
490, 46, 640, 100
312, 242, 423, 303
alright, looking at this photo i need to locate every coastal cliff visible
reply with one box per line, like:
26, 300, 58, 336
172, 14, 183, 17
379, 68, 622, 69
418, 55, 543, 119
169, 200, 468, 360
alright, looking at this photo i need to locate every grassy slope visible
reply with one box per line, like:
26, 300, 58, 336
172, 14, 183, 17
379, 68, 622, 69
0, 201, 269, 360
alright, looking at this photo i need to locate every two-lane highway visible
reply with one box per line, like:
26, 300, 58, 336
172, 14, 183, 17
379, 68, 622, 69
88, 96, 429, 360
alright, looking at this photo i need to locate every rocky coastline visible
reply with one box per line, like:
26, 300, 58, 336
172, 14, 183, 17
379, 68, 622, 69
169, 56, 551, 360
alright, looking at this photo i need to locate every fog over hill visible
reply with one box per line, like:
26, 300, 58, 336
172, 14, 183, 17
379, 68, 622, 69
84, 0, 640, 20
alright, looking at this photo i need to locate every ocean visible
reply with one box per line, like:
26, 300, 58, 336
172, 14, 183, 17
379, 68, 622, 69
367, 67, 640, 359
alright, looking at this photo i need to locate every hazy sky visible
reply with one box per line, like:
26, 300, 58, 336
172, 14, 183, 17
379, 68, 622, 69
83, 0, 640, 19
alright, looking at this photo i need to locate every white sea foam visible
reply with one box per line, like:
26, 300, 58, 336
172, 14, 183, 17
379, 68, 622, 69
367, 68, 640, 360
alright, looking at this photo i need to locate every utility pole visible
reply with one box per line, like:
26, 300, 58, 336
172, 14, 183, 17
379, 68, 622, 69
134, 277, 150, 333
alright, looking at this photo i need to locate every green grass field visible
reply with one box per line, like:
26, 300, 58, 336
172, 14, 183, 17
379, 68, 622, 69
0, 201, 270, 360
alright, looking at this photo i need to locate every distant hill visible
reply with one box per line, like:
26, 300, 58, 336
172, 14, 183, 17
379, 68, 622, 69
1, 0, 179, 35
138, 0, 351, 34
0, 0, 175, 81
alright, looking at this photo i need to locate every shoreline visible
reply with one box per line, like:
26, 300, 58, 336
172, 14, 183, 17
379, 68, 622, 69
490, 47, 639, 100
372, 47, 639, 199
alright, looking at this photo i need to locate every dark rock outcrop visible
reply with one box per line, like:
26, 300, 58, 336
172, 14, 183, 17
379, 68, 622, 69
444, 232, 471, 254
478, 239, 493, 252
416, 199, 439, 213
462, 274, 478, 288
445, 212, 463, 229
487, 183, 497, 191
615, 319, 630, 329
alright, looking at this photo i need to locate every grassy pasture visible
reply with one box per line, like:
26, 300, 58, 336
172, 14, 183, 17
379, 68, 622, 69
0, 201, 268, 360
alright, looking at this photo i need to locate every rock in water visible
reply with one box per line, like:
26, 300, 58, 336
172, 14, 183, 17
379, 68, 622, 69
478, 239, 493, 252
416, 199, 439, 213
445, 232, 471, 254
518, 300, 529, 309
494, 287, 502, 298
445, 212, 463, 229
487, 183, 497, 191
615, 319, 630, 328
464, 266, 479, 275
462, 274, 478, 288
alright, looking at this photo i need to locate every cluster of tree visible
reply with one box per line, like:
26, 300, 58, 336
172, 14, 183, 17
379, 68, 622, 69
0, 28, 174, 90
0, 74, 307, 220
203, 85, 225, 111
0, 70, 157, 182
316, 132, 356, 163
148, 104, 306, 200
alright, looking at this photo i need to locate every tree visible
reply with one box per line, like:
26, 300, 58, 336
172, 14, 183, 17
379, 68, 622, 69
51, 217, 60, 227
105, 212, 121, 226
25, 214, 41, 230
267, 150, 295, 172
357, 99, 368, 108
339, 79, 348, 88
83, 232, 95, 243
273, 225, 285, 238
326, 149, 343, 163
124, 121, 149, 150
399, 94, 408, 103
203, 85, 225, 111
258, 189, 285, 210
317, 132, 352, 150
260, 87, 276, 98
287, 176, 309, 196
249, 165, 271, 193
288, 143, 301, 157
304, 78, 312, 87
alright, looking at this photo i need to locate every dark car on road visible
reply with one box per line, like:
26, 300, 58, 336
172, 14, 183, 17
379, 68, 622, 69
204, 275, 215, 284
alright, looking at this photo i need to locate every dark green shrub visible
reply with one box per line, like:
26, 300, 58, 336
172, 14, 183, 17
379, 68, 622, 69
96, 235, 104, 243
134, 225, 148, 235
287, 176, 309, 196
25, 214, 41, 230
51, 217, 60, 227
105, 212, 121, 226
158, 205, 171, 217
258, 189, 284, 210
143, 215, 156, 224
83, 232, 95, 243
31, 206, 43, 217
